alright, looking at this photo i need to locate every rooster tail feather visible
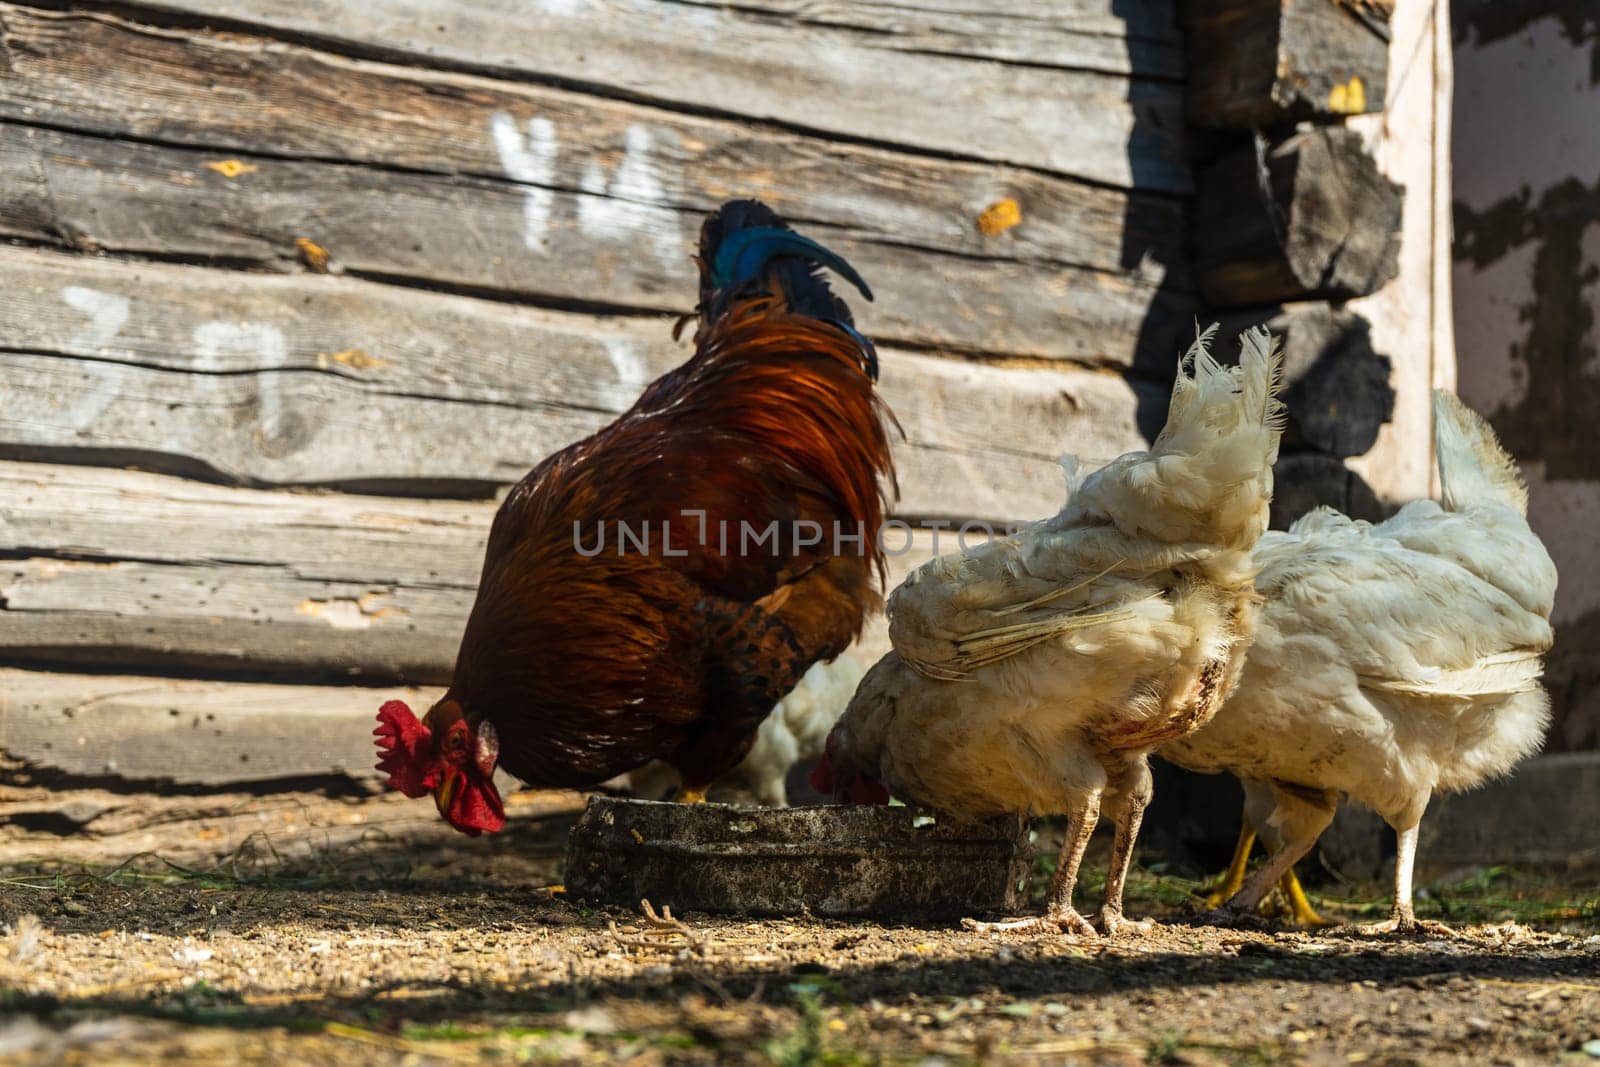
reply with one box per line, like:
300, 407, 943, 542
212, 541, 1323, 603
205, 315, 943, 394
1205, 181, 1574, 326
1433, 390, 1528, 516
711, 227, 873, 303
696, 200, 872, 335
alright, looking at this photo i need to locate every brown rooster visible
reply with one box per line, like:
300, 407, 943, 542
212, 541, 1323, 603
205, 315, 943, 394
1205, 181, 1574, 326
375, 200, 898, 835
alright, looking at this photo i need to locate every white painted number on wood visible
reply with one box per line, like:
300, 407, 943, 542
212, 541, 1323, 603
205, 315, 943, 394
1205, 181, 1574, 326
490, 111, 558, 251
601, 337, 648, 407
577, 125, 682, 264
60, 286, 130, 350
192, 321, 295, 449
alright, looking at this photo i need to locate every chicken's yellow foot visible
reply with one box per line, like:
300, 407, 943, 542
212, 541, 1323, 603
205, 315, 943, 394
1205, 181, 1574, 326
677, 787, 708, 804
1277, 869, 1331, 928
1204, 824, 1256, 908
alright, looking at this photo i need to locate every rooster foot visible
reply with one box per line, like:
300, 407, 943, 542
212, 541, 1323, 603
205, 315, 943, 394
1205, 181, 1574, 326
962, 907, 1097, 938
1099, 908, 1152, 937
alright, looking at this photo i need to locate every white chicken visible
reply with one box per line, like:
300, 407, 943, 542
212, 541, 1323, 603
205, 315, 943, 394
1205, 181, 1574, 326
625, 655, 866, 806
1161, 391, 1557, 933
815, 326, 1286, 935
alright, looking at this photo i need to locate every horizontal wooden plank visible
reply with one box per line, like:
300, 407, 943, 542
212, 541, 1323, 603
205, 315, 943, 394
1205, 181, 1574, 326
0, 246, 1159, 520
0, 122, 1190, 366
1, 554, 469, 683
122, 0, 1191, 188
0, 463, 489, 589
0, 670, 435, 783
659, 0, 1186, 78
0, 460, 1008, 681
0, 4, 1187, 287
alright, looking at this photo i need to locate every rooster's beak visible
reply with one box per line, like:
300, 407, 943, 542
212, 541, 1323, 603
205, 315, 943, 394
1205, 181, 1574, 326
434, 773, 460, 817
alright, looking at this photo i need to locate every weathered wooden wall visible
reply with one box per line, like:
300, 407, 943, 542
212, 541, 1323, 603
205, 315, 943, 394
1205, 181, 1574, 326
0, 0, 1198, 793
1452, 0, 1600, 751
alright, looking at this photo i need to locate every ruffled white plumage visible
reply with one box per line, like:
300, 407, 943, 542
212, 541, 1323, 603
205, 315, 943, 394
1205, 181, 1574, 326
829, 326, 1286, 931
1161, 391, 1556, 927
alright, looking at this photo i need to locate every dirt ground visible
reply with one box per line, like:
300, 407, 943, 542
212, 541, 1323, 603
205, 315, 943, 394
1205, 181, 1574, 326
1, 792, 1597, 1066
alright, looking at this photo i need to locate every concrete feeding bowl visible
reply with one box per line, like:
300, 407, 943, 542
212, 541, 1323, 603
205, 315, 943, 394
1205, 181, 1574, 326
565, 796, 1031, 919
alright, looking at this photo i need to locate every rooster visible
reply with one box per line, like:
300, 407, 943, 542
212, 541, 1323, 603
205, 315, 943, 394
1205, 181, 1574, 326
375, 200, 897, 835
1163, 391, 1556, 933
815, 327, 1285, 935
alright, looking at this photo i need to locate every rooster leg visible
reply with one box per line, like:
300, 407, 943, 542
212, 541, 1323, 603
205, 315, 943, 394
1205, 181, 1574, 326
1099, 762, 1153, 936
676, 786, 709, 805
1204, 822, 1257, 908
963, 794, 1100, 937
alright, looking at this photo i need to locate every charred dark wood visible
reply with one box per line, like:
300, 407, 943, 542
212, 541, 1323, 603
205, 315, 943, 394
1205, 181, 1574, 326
1269, 450, 1387, 531
1194, 127, 1403, 307
1217, 305, 1395, 457
1184, 0, 1390, 130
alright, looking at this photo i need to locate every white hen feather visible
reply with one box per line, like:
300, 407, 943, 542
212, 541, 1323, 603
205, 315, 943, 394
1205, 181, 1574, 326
829, 326, 1286, 934
1160, 391, 1557, 930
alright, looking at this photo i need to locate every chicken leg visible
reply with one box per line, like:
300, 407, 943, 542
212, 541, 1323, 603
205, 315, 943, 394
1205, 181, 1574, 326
964, 794, 1100, 937
1206, 821, 1329, 926
1364, 821, 1453, 936
1278, 867, 1330, 928
1197, 784, 1335, 927
1205, 824, 1256, 908
1100, 762, 1153, 935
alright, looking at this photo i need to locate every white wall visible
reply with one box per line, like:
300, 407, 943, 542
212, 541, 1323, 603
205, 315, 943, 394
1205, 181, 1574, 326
1452, 2, 1600, 749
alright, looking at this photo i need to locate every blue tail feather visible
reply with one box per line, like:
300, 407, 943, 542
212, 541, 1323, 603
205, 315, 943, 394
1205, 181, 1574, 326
710, 226, 873, 303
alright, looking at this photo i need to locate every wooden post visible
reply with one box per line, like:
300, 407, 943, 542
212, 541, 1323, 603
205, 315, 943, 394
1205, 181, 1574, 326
1193, 126, 1404, 307
1184, 0, 1391, 129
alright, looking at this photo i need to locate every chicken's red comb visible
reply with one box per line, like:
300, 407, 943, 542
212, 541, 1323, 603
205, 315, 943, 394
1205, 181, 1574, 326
374, 699, 434, 798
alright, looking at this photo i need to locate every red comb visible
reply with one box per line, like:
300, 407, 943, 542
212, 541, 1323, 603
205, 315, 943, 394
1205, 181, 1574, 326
374, 699, 434, 797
